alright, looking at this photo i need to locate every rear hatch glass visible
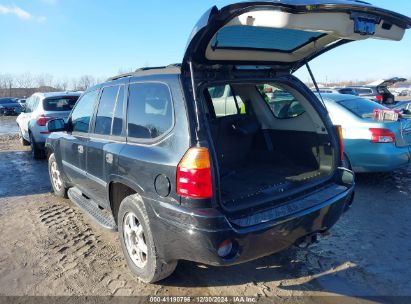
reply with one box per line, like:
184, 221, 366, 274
43, 96, 79, 111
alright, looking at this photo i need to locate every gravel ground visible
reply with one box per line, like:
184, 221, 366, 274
0, 116, 410, 302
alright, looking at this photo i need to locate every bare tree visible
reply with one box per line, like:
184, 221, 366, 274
77, 75, 95, 91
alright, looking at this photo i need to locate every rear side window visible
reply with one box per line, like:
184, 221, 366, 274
71, 90, 99, 133
43, 96, 79, 111
127, 83, 173, 139
257, 84, 305, 119
208, 85, 245, 117
94, 86, 119, 135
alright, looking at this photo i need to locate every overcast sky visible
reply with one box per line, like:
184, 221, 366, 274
1, 0, 410, 83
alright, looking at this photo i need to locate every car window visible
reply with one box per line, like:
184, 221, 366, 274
208, 85, 245, 117
338, 98, 387, 118
257, 84, 305, 119
355, 88, 373, 94
94, 86, 119, 135
43, 96, 79, 112
112, 85, 125, 136
127, 83, 173, 139
71, 89, 99, 133
211, 26, 324, 52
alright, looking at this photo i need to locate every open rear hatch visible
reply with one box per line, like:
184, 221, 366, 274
182, 0, 410, 212
183, 0, 411, 71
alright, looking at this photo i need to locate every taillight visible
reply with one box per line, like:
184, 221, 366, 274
36, 115, 53, 126
369, 128, 395, 143
336, 125, 344, 161
376, 95, 383, 102
176, 147, 213, 199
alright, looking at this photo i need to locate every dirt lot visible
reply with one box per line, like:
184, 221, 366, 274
1, 116, 411, 302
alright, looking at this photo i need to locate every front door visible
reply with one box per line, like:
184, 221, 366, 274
61, 89, 99, 189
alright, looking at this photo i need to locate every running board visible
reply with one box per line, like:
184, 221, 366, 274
68, 187, 117, 231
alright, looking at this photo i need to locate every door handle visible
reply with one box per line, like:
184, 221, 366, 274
78, 145, 84, 154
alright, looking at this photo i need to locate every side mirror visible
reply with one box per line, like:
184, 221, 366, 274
47, 118, 67, 133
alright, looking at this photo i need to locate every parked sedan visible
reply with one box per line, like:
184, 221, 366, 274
16, 92, 81, 159
318, 93, 411, 172
0, 98, 23, 116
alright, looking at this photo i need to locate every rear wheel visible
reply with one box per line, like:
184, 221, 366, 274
29, 132, 45, 160
118, 194, 177, 283
48, 153, 68, 198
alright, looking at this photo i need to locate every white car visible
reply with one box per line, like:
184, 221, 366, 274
16, 92, 81, 159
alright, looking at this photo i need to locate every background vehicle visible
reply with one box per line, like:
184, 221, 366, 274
0, 98, 22, 116
17, 99, 27, 109
319, 93, 411, 172
16, 92, 81, 159
347, 78, 406, 105
45, 0, 409, 283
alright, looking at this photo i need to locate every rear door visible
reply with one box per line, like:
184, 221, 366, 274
183, 1, 411, 71
85, 84, 126, 207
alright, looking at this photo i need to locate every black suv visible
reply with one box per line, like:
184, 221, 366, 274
45, 1, 410, 283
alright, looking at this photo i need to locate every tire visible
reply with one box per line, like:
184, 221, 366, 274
118, 194, 177, 283
19, 127, 30, 146
29, 132, 45, 160
48, 153, 68, 198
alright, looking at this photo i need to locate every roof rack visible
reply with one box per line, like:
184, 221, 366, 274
107, 64, 182, 82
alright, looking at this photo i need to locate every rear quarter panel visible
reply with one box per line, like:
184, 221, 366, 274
117, 74, 191, 206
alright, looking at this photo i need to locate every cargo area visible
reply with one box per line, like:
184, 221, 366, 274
204, 82, 335, 209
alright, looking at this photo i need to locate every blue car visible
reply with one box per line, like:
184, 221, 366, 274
317, 93, 411, 173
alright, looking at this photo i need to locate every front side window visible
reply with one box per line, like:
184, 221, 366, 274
127, 83, 173, 139
71, 89, 99, 133
94, 86, 119, 135
257, 84, 305, 119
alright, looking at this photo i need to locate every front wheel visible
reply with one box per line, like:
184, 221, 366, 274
19, 128, 30, 146
48, 153, 68, 198
118, 194, 177, 283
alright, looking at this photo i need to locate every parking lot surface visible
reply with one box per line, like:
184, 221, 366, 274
0, 116, 410, 300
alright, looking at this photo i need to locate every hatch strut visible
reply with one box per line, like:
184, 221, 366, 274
189, 61, 201, 141
305, 61, 326, 108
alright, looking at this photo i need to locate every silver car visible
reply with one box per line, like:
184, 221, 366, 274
16, 92, 81, 159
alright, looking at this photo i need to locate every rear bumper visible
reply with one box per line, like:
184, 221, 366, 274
145, 182, 354, 266
347, 141, 410, 173
31, 127, 50, 145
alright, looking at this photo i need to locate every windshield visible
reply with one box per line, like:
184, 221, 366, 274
337, 98, 387, 118
43, 96, 79, 111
